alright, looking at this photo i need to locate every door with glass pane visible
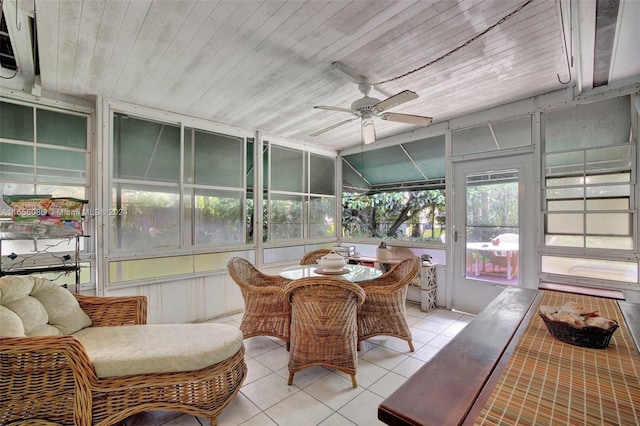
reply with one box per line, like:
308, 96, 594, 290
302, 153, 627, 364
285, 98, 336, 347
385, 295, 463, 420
452, 154, 533, 314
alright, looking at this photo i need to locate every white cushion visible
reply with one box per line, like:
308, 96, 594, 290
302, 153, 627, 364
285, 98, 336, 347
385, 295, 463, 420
31, 278, 92, 334
0, 276, 91, 336
0, 305, 25, 337
3, 296, 50, 335
73, 323, 243, 378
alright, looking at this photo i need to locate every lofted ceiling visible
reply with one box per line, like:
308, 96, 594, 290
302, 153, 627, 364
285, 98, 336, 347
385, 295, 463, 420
2, 0, 639, 152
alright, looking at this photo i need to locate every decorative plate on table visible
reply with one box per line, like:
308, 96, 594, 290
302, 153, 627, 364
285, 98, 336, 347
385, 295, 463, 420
314, 268, 350, 275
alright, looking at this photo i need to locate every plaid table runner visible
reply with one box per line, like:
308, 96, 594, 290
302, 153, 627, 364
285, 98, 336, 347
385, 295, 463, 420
475, 290, 640, 425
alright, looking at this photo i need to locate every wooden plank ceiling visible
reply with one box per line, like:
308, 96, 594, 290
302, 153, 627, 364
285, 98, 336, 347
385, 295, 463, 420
32, 0, 571, 151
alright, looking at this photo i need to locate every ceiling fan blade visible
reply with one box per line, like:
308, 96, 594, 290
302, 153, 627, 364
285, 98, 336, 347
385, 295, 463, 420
373, 90, 418, 112
309, 118, 358, 137
380, 112, 432, 126
314, 105, 359, 115
361, 118, 376, 144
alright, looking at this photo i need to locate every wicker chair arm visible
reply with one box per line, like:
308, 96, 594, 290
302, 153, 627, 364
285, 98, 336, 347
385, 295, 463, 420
252, 276, 290, 289
246, 284, 287, 297
359, 258, 420, 293
0, 335, 97, 426
359, 276, 399, 290
75, 294, 147, 326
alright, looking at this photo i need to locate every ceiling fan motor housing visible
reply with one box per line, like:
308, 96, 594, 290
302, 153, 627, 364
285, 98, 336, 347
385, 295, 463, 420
351, 96, 382, 114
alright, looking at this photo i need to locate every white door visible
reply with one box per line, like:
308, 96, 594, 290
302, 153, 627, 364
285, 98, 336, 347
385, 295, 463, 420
451, 154, 534, 314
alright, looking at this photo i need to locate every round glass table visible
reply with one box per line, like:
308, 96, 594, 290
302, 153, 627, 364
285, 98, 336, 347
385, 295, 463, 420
279, 264, 383, 283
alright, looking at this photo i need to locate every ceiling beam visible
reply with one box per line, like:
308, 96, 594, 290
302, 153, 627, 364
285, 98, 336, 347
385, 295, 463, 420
574, 0, 597, 93
2, 0, 35, 78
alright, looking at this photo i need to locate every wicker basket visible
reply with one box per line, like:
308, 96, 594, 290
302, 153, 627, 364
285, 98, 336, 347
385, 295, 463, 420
539, 312, 619, 349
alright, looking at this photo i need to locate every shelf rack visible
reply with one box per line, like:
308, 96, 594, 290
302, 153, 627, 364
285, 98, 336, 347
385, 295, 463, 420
0, 222, 85, 291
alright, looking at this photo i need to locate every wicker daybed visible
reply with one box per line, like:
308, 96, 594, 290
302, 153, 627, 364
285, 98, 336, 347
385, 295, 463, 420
0, 276, 246, 426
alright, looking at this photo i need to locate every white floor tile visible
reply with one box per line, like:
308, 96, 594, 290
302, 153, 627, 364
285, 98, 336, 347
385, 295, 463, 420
239, 413, 278, 426
411, 343, 442, 362
428, 334, 454, 348
265, 391, 334, 426
374, 336, 416, 353
405, 305, 428, 319
408, 327, 439, 344
356, 339, 377, 353
411, 318, 450, 333
317, 413, 357, 426
359, 345, 408, 370
217, 392, 262, 426
243, 358, 274, 385
303, 372, 365, 410
240, 372, 300, 410
368, 371, 407, 398
253, 345, 290, 371
337, 390, 386, 426
441, 322, 466, 337
404, 314, 423, 326
276, 365, 332, 388
391, 356, 426, 378
427, 309, 465, 324
243, 337, 282, 358
342, 359, 388, 388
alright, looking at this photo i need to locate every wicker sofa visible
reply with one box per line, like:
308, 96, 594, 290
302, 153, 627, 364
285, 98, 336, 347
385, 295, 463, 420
0, 276, 246, 426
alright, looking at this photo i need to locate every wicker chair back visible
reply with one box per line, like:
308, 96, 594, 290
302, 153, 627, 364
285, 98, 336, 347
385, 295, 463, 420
357, 257, 421, 352
284, 276, 365, 387
227, 257, 290, 347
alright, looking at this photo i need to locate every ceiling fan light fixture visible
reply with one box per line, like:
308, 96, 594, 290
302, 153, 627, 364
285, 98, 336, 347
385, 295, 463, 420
361, 115, 376, 144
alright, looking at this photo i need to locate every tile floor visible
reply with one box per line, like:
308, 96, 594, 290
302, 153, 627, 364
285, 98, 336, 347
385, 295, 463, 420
121, 303, 474, 426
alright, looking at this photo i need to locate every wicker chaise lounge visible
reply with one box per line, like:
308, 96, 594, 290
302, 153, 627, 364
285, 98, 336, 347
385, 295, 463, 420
0, 276, 246, 426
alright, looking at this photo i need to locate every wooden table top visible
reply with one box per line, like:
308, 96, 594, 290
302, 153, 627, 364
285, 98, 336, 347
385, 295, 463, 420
378, 287, 640, 426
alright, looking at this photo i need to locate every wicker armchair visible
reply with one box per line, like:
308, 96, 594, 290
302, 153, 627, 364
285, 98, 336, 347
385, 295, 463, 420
284, 276, 365, 388
299, 248, 332, 265
0, 291, 246, 426
357, 257, 421, 352
227, 257, 291, 348
491, 233, 519, 276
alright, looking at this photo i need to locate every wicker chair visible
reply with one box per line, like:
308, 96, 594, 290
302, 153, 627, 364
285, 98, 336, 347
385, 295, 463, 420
284, 276, 365, 388
227, 257, 291, 348
357, 257, 421, 352
491, 233, 519, 276
299, 248, 332, 265
0, 290, 246, 426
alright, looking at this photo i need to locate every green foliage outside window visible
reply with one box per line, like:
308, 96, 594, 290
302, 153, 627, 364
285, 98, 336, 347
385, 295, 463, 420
342, 190, 445, 242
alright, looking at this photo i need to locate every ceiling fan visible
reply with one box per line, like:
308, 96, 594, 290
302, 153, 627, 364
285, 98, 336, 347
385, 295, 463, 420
310, 82, 432, 145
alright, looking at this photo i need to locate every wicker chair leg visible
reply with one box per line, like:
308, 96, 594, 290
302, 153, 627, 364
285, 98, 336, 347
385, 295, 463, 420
351, 374, 357, 388
407, 340, 415, 352
288, 371, 294, 385
357, 340, 362, 351
210, 417, 217, 426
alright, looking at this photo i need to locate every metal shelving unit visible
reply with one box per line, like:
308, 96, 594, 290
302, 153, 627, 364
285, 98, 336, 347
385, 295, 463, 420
0, 222, 84, 291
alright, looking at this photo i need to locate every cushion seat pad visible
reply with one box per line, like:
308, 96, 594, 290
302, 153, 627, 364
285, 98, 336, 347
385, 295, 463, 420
73, 323, 243, 378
